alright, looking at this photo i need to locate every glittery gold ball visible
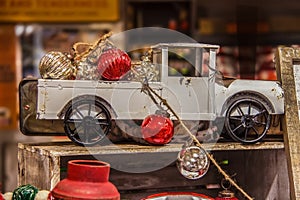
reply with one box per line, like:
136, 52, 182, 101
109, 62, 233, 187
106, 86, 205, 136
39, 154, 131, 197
39, 51, 75, 79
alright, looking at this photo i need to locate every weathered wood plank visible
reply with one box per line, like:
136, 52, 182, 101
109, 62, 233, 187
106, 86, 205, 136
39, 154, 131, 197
18, 141, 285, 156
276, 47, 300, 200
18, 141, 287, 199
18, 144, 60, 189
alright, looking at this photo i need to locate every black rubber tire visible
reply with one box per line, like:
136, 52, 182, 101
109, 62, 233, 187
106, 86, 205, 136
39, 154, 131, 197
224, 95, 271, 144
64, 99, 111, 146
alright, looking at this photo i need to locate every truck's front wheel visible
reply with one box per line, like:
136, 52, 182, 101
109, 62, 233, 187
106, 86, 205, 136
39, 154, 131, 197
64, 99, 111, 146
225, 97, 271, 144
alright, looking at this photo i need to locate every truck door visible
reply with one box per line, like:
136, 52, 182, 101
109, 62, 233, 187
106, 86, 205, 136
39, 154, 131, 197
157, 45, 217, 121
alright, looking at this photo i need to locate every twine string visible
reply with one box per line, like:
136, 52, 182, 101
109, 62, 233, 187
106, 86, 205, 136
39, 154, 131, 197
135, 70, 253, 200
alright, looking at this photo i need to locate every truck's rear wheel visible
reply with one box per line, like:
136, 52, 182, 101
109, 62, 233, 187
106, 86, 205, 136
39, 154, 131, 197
225, 97, 271, 144
64, 99, 111, 146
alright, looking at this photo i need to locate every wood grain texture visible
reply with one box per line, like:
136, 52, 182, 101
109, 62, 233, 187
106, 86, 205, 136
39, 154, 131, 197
276, 47, 300, 199
18, 141, 285, 156
18, 143, 60, 190
17, 141, 288, 199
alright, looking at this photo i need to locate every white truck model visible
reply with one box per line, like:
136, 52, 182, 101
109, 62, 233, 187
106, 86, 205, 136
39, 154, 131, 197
20, 43, 284, 146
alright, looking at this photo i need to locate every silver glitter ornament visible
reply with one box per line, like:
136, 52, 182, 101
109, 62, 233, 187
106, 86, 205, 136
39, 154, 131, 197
125, 55, 160, 82
39, 51, 75, 79
75, 43, 106, 80
177, 145, 210, 179
73, 33, 114, 80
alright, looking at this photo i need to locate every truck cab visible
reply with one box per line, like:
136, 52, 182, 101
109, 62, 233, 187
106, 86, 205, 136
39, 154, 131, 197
151, 43, 220, 121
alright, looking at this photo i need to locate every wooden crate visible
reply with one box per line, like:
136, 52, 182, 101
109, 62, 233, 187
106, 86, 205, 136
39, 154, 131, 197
18, 142, 289, 199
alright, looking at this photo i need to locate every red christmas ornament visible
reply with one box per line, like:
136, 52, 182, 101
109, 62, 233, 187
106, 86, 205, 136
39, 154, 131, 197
141, 114, 174, 145
0, 193, 4, 200
97, 48, 131, 80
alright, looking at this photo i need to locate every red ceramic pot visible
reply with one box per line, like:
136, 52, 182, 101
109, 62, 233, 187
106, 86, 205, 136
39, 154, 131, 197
48, 160, 120, 200
142, 192, 214, 200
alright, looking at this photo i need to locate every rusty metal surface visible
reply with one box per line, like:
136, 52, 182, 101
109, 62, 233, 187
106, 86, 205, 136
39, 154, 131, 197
19, 78, 65, 136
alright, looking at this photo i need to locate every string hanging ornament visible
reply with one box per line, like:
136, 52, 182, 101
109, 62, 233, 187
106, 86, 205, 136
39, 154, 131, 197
141, 110, 174, 145
131, 52, 254, 200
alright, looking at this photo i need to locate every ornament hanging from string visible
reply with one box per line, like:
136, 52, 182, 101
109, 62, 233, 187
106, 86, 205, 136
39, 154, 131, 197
177, 144, 210, 179
141, 110, 174, 145
215, 178, 239, 200
139, 79, 253, 200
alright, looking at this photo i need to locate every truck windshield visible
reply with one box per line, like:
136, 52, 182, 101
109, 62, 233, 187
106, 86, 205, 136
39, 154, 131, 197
153, 47, 210, 78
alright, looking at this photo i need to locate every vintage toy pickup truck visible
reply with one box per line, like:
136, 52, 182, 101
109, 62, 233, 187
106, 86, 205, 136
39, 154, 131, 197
19, 42, 284, 146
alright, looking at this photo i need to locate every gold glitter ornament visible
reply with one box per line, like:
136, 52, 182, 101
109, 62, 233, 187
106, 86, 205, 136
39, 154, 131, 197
39, 51, 75, 79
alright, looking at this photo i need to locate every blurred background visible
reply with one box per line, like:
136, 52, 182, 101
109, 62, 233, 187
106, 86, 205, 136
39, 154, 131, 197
1, 0, 300, 192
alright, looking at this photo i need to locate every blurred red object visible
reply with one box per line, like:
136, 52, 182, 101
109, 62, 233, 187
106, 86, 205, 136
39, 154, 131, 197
141, 114, 174, 145
142, 192, 214, 200
48, 160, 120, 200
257, 69, 277, 80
